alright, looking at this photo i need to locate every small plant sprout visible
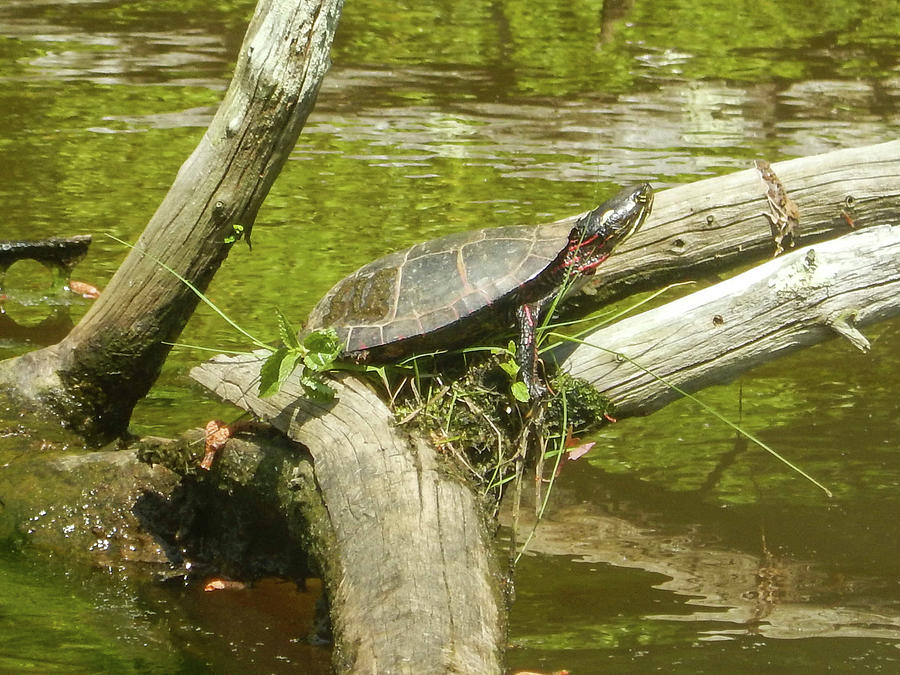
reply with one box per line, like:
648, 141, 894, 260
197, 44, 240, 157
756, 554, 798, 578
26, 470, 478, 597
224, 223, 245, 244
258, 309, 342, 401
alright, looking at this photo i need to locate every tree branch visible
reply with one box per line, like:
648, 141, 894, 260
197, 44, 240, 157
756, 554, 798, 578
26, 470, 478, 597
580, 140, 900, 304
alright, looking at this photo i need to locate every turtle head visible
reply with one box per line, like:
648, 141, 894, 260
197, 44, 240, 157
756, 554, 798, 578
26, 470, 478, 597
568, 183, 653, 272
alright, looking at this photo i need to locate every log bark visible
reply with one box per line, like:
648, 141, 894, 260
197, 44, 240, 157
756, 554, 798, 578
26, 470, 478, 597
0, 0, 344, 440
190, 360, 506, 673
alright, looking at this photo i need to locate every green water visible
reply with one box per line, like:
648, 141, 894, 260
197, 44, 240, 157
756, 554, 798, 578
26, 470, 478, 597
1, 0, 899, 671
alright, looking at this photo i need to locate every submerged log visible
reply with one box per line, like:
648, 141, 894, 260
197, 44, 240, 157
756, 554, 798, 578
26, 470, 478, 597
0, 235, 91, 275
0, 236, 94, 344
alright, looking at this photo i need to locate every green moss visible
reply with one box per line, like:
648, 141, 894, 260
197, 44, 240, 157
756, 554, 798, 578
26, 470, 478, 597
546, 371, 615, 430
393, 354, 614, 499
135, 433, 206, 475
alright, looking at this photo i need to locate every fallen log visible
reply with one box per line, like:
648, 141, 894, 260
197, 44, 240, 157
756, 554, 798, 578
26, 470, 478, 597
581, 140, 900, 303
189, 363, 506, 673
0, 235, 91, 275
561, 223, 900, 417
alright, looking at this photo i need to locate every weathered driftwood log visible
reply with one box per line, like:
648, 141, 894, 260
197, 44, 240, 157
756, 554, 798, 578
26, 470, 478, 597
561, 223, 900, 416
0, 0, 343, 439
581, 140, 900, 303
189, 363, 505, 673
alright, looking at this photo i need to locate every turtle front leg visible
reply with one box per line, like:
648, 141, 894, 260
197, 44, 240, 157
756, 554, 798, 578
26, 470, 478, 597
514, 296, 554, 400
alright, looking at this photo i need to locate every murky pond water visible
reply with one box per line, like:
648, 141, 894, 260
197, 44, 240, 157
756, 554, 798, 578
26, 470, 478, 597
1, 0, 899, 672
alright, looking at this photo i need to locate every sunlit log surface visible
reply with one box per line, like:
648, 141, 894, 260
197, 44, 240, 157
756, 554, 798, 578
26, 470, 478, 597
582, 140, 900, 303
562, 224, 900, 416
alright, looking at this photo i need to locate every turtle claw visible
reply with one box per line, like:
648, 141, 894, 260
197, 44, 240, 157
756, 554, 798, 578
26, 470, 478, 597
521, 368, 551, 402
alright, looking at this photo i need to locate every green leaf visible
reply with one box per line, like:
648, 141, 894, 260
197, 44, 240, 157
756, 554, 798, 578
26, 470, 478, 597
224, 223, 245, 244
303, 328, 342, 356
259, 347, 289, 397
276, 307, 302, 350
279, 349, 303, 383
499, 359, 520, 378
300, 373, 336, 401
304, 350, 335, 372
300, 328, 341, 372
511, 381, 530, 403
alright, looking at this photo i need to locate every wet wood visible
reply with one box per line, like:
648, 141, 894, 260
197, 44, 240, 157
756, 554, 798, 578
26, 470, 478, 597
0, 235, 91, 272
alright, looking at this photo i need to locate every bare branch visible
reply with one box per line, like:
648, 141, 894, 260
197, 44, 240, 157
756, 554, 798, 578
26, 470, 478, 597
584, 140, 900, 303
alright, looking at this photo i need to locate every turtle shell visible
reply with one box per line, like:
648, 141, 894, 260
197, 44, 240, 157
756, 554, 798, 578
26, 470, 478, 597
305, 221, 576, 361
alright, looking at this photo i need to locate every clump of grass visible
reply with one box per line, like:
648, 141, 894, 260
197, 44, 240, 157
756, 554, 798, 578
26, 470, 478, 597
392, 347, 613, 505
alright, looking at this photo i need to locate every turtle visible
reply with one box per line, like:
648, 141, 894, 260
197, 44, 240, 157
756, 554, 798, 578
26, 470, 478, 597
305, 183, 654, 398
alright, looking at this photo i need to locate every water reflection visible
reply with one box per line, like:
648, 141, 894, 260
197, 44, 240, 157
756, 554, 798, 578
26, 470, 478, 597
309, 69, 900, 183
513, 501, 900, 642
0, 309, 74, 347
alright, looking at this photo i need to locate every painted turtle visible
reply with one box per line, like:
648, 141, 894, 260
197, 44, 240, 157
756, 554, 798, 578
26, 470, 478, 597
306, 184, 653, 397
